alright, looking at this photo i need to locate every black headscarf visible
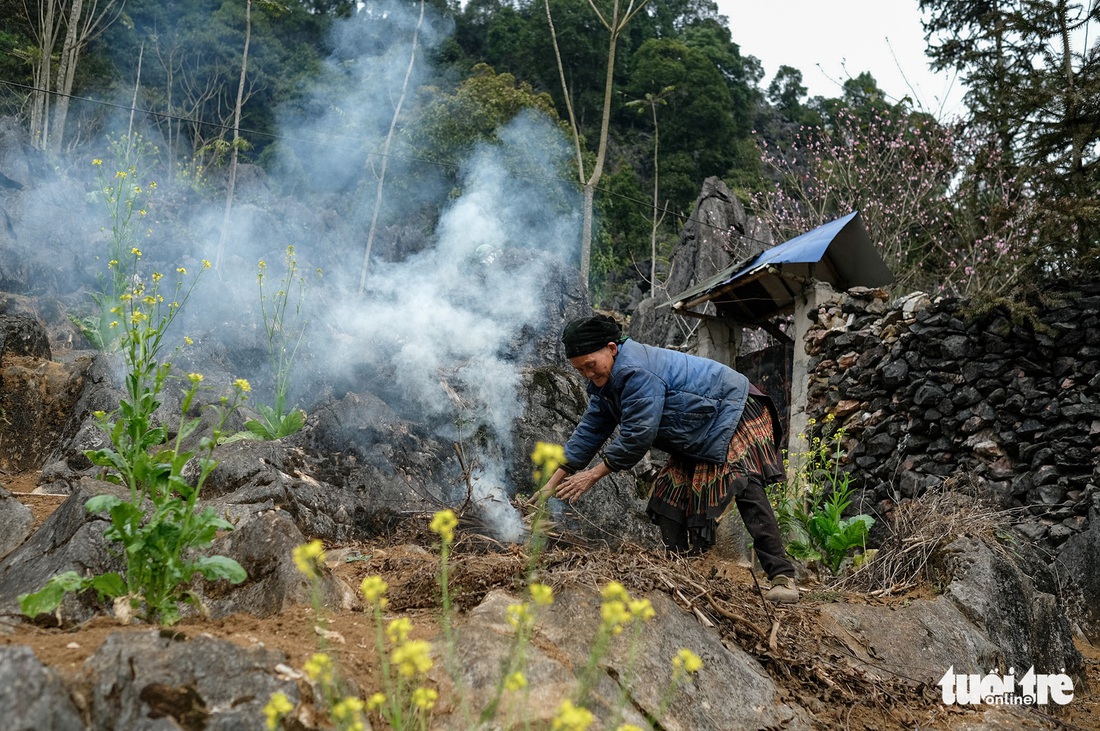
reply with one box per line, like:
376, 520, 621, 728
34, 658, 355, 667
562, 314, 623, 358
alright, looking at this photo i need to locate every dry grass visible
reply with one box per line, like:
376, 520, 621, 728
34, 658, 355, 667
835, 480, 1018, 596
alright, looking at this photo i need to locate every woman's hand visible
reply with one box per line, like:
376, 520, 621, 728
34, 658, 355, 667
555, 462, 611, 504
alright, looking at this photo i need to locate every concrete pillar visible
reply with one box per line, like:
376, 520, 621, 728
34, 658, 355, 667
786, 280, 836, 485
696, 316, 741, 369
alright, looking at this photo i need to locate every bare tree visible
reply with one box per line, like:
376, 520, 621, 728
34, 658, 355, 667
626, 85, 673, 291
217, 0, 253, 270
357, 0, 426, 295
21, 0, 126, 152
545, 0, 648, 293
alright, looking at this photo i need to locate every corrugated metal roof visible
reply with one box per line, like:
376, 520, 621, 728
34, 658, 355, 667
670, 211, 893, 321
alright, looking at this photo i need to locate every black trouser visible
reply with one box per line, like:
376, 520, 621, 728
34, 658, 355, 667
655, 475, 795, 580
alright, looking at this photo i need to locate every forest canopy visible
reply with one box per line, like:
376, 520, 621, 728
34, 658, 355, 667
0, 0, 1096, 307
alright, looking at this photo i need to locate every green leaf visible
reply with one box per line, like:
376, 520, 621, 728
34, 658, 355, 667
85, 494, 123, 513
244, 419, 276, 440
18, 571, 86, 617
90, 572, 126, 598
193, 555, 247, 584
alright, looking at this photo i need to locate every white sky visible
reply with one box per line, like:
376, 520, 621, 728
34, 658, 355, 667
713, 0, 968, 119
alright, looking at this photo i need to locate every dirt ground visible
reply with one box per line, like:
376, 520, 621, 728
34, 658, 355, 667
2, 471, 1098, 731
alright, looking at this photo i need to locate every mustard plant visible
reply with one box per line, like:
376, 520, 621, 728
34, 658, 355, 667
79, 134, 158, 351
358, 573, 438, 731
276, 540, 369, 731
771, 415, 874, 575
20, 256, 248, 624
527, 441, 565, 575
238, 245, 318, 440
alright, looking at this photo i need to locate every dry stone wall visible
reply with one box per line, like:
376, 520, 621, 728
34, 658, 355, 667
800, 281, 1100, 550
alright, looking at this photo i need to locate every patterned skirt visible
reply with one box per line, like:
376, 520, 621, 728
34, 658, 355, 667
646, 395, 784, 551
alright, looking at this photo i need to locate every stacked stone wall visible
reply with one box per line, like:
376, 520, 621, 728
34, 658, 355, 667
801, 281, 1100, 549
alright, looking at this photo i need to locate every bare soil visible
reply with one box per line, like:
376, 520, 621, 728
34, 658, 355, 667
2, 471, 1097, 731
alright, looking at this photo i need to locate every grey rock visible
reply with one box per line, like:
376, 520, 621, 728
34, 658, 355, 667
0, 313, 52, 360
0, 646, 84, 731
818, 597, 1001, 684
79, 630, 300, 731
0, 486, 33, 560
1055, 504, 1100, 643
939, 537, 1081, 675
631, 177, 767, 349
460, 586, 812, 731
200, 510, 353, 618
0, 479, 125, 625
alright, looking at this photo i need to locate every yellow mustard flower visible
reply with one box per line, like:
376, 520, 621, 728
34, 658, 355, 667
551, 700, 593, 731
177, 267, 187, 275
386, 617, 412, 645
629, 598, 655, 622
234, 378, 252, 393
184, 336, 193, 346
108, 259, 118, 269
412, 687, 438, 710
360, 575, 387, 605
130, 247, 141, 257
292, 539, 325, 578
331, 696, 364, 726
616, 725, 644, 731
202, 259, 212, 269
504, 671, 527, 691
673, 648, 703, 676
92, 158, 102, 166
303, 653, 333, 685
529, 582, 554, 606
263, 691, 293, 730
430, 509, 458, 544
366, 692, 386, 711
391, 639, 433, 677
600, 599, 631, 635
188, 373, 204, 384
506, 602, 532, 631
600, 581, 630, 604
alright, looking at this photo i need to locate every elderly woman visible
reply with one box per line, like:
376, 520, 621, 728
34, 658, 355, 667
540, 314, 799, 603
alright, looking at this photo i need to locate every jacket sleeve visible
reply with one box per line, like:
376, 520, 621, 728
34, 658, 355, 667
563, 393, 618, 472
601, 368, 665, 471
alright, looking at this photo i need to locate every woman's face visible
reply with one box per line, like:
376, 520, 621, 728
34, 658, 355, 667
568, 342, 618, 387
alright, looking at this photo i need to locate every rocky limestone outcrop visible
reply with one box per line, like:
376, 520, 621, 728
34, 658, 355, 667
630, 177, 772, 349
0, 646, 84, 731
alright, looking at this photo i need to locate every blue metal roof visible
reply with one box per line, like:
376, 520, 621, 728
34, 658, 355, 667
671, 211, 893, 320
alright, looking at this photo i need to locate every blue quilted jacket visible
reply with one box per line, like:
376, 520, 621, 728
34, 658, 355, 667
563, 339, 750, 472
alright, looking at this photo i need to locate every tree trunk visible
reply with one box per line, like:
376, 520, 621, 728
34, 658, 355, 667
357, 0, 425, 295
217, 0, 252, 270
27, 0, 59, 149
50, 0, 85, 154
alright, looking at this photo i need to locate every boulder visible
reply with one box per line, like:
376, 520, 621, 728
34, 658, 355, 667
0, 486, 33, 560
200, 510, 355, 618
0, 646, 84, 731
939, 537, 1081, 675
0, 479, 125, 627
1055, 496, 1100, 643
445, 586, 811, 731
78, 630, 301, 731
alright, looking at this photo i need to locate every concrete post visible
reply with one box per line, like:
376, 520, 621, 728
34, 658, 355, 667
786, 280, 836, 485
696, 316, 741, 369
